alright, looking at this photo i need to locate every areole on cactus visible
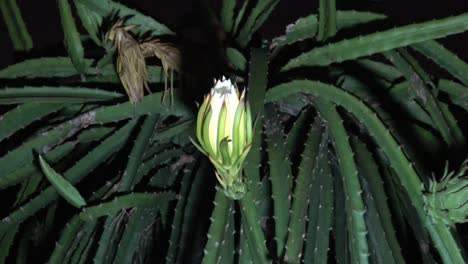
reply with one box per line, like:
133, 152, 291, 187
191, 76, 253, 199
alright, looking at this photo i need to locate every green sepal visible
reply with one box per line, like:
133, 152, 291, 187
231, 144, 252, 172
189, 137, 208, 157
201, 108, 215, 156
245, 101, 253, 144
219, 137, 232, 168
196, 96, 210, 144
217, 100, 229, 152
232, 99, 246, 159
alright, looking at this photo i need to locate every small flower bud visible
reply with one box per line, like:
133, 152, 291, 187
191, 76, 253, 199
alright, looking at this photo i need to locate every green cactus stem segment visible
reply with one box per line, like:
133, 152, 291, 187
315, 100, 369, 263
266, 80, 466, 263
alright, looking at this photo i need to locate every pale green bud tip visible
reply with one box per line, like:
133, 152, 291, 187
193, 76, 253, 199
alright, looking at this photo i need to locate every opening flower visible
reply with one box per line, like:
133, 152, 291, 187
191, 76, 253, 199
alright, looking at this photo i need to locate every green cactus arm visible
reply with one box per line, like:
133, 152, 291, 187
314, 99, 369, 263
0, 121, 136, 232
226, 47, 247, 71
266, 80, 466, 263
48, 216, 83, 264
73, 1, 101, 45
282, 12, 468, 70
74, 0, 174, 37
148, 119, 193, 145
438, 79, 468, 111
355, 59, 402, 83
0, 0, 32, 51
317, 0, 337, 41
273, 11, 386, 47
412, 40, 468, 86
238, 223, 253, 264
12, 164, 48, 205
69, 221, 98, 264
285, 107, 315, 158
93, 212, 125, 264
80, 192, 175, 221
232, 0, 248, 35
119, 115, 160, 191
221, 0, 236, 33
138, 149, 185, 182
0, 226, 18, 262
39, 155, 87, 208
333, 159, 350, 264
202, 191, 232, 264
386, 81, 434, 127
237, 0, 279, 47
0, 87, 122, 105
246, 1, 279, 45
248, 48, 269, 121
303, 134, 334, 264
0, 129, 110, 190
77, 127, 115, 143
86, 65, 163, 84
58, 0, 86, 73
0, 57, 93, 78
243, 48, 268, 198
239, 191, 270, 264
175, 160, 210, 263
352, 138, 405, 264
15, 228, 29, 264
114, 207, 159, 264
264, 106, 292, 257
438, 102, 465, 146
383, 50, 456, 146
218, 206, 236, 264
165, 160, 198, 263
0, 124, 86, 188
397, 48, 433, 84
0, 57, 162, 83
93, 92, 193, 123
284, 118, 322, 263
0, 103, 64, 142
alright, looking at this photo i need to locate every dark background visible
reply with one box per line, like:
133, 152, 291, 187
0, 0, 467, 69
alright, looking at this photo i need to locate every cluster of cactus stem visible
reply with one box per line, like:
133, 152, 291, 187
0, 0, 467, 263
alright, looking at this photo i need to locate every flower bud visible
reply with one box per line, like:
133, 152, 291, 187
191, 76, 253, 199
424, 160, 468, 225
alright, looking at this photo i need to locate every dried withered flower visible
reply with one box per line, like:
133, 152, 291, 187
106, 19, 150, 104
140, 39, 182, 105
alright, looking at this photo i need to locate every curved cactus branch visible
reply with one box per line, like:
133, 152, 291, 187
314, 100, 369, 263
282, 12, 468, 70
266, 80, 466, 263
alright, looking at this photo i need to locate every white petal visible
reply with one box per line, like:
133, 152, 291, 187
209, 92, 224, 152
210, 77, 242, 154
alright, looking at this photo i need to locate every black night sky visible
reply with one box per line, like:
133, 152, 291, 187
1, 0, 467, 69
